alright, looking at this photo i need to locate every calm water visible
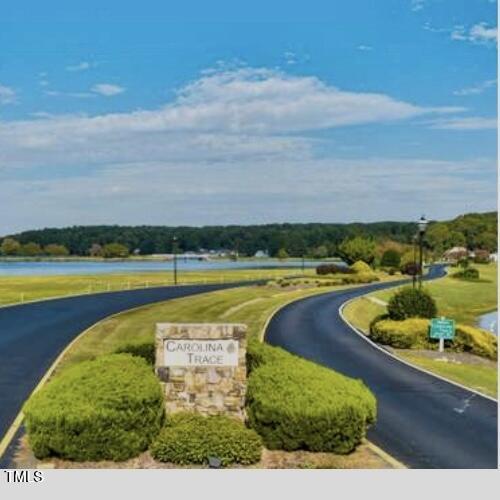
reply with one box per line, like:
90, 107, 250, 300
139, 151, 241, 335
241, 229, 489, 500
0, 259, 327, 277
478, 310, 498, 336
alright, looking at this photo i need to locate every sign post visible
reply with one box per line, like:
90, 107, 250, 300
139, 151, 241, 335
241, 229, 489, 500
429, 317, 456, 353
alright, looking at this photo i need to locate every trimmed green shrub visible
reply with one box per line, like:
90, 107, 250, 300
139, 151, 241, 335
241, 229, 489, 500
24, 354, 164, 461
350, 260, 372, 274
452, 268, 480, 280
387, 287, 437, 320
115, 342, 155, 365
380, 249, 401, 268
341, 272, 379, 285
150, 413, 262, 466
370, 319, 497, 359
316, 263, 352, 275
246, 344, 376, 454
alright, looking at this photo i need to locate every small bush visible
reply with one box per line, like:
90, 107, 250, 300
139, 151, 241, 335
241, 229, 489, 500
452, 268, 480, 280
150, 413, 262, 466
380, 250, 401, 268
370, 319, 497, 359
341, 273, 379, 285
24, 354, 164, 461
400, 262, 420, 276
316, 263, 352, 275
350, 260, 372, 274
387, 287, 437, 320
115, 342, 155, 365
246, 344, 376, 454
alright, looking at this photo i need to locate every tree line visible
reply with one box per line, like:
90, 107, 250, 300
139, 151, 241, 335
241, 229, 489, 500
0, 212, 496, 259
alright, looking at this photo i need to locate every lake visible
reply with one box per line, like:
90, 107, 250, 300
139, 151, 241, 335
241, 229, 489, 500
0, 259, 328, 277
478, 311, 498, 336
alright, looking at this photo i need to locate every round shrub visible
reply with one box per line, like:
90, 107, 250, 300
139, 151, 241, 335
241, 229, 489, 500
246, 345, 376, 454
115, 342, 155, 365
24, 354, 164, 461
400, 262, 420, 276
387, 287, 437, 320
350, 260, 372, 274
453, 268, 480, 280
150, 413, 262, 466
341, 273, 379, 285
370, 319, 497, 359
381, 249, 401, 268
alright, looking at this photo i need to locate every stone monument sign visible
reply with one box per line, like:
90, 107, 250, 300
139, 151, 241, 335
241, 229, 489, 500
155, 323, 247, 420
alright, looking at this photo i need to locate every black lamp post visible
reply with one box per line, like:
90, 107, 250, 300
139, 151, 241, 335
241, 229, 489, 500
172, 236, 178, 285
412, 234, 417, 290
417, 216, 428, 289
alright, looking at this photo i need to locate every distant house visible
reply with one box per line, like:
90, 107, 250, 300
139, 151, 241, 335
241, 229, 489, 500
442, 246, 468, 263
490, 252, 498, 263
254, 250, 269, 258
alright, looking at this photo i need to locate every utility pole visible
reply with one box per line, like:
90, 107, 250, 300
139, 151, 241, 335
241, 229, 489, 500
172, 236, 178, 285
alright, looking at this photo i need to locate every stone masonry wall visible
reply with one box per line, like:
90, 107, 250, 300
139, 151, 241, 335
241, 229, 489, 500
155, 323, 247, 420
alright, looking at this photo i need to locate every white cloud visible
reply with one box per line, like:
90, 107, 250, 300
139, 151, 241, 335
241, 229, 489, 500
91, 83, 125, 96
0, 66, 491, 232
66, 61, 93, 72
284, 51, 297, 65
411, 0, 425, 12
357, 45, 373, 51
0, 84, 17, 105
451, 23, 497, 45
453, 79, 496, 96
429, 117, 497, 130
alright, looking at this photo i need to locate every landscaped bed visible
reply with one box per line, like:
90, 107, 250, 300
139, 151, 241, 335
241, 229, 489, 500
17, 269, 396, 469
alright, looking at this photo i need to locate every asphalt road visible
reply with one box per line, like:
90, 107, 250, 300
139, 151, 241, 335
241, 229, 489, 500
265, 266, 498, 469
0, 282, 246, 447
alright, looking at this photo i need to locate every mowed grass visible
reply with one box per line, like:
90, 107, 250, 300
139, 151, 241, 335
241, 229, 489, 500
365, 263, 498, 326
57, 284, 345, 371
0, 268, 316, 306
396, 351, 497, 398
343, 263, 498, 398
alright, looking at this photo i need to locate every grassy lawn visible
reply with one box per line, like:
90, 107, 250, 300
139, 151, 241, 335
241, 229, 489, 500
343, 263, 498, 397
0, 268, 317, 306
371, 263, 498, 326
57, 283, 342, 371
396, 351, 497, 398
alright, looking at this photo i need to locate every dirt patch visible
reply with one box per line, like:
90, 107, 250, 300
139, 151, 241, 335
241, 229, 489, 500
12, 435, 394, 469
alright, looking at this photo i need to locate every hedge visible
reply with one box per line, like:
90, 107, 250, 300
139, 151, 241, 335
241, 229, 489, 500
316, 263, 353, 275
350, 260, 373, 274
341, 272, 379, 285
24, 354, 164, 461
246, 343, 376, 454
150, 413, 262, 466
115, 342, 155, 365
370, 319, 497, 359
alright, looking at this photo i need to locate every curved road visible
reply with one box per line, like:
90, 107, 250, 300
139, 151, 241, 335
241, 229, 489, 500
266, 266, 498, 469
0, 282, 247, 452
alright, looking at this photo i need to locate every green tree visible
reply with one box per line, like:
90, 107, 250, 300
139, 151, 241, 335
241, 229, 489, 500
44, 244, 70, 256
338, 236, 376, 265
277, 248, 289, 260
20, 242, 43, 256
380, 249, 401, 268
475, 231, 497, 252
0, 238, 21, 256
312, 245, 329, 259
102, 243, 129, 258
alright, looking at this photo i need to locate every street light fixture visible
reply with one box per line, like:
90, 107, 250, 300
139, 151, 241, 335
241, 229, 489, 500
172, 236, 178, 285
417, 216, 428, 289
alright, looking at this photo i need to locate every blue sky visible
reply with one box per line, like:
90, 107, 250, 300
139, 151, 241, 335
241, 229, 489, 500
0, 0, 497, 233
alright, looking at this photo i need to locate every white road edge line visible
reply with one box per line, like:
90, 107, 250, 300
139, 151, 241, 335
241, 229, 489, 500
339, 297, 497, 403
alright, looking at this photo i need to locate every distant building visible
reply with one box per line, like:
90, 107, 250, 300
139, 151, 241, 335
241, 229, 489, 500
442, 246, 468, 263
490, 252, 498, 263
254, 250, 269, 258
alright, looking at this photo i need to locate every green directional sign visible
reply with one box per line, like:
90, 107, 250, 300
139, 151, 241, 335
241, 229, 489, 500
430, 317, 456, 340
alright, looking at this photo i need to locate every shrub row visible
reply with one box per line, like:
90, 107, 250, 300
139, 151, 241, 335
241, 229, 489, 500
246, 341, 376, 454
24, 354, 164, 461
370, 319, 497, 359
316, 263, 353, 275
150, 413, 262, 466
